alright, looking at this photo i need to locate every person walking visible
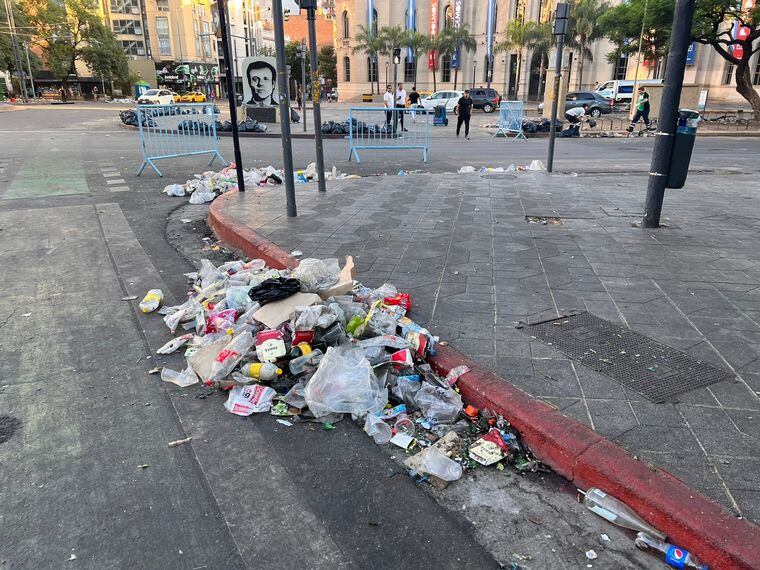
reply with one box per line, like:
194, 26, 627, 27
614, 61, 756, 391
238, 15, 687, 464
455, 90, 473, 139
395, 82, 407, 132
408, 86, 421, 123
383, 84, 394, 130
627, 85, 652, 134
92, 85, 99, 102
296, 84, 302, 110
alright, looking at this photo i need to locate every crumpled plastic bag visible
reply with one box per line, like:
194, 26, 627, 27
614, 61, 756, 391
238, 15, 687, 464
414, 383, 462, 424
189, 190, 216, 204
248, 277, 301, 305
198, 259, 226, 288
163, 184, 186, 197
225, 285, 253, 311
293, 303, 344, 330
292, 258, 341, 292
528, 159, 546, 171
392, 374, 422, 408
304, 347, 388, 418
458, 165, 476, 173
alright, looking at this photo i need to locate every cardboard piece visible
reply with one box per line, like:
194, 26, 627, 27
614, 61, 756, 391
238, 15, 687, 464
318, 256, 356, 300
253, 293, 322, 329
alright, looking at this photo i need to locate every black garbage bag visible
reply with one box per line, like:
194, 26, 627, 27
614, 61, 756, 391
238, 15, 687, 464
249, 278, 301, 305
291, 108, 300, 123
522, 120, 538, 133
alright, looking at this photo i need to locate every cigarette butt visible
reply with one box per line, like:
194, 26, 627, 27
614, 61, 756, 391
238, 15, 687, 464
167, 437, 192, 448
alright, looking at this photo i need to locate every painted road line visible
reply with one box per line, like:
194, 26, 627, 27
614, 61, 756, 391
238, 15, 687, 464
106, 178, 127, 185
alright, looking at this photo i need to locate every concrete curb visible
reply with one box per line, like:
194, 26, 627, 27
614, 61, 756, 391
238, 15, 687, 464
208, 188, 760, 570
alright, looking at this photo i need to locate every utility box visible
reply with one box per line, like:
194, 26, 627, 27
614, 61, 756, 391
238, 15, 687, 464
666, 109, 700, 189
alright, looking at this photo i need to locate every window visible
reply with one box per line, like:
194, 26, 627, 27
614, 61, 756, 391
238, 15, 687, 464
120, 40, 145, 55
753, 57, 760, 85
198, 4, 205, 17
202, 21, 212, 56
442, 55, 452, 82
537, 0, 544, 22
156, 0, 168, 11
513, 0, 520, 18
342, 10, 349, 39
613, 53, 628, 80
404, 56, 415, 83
372, 9, 378, 36
579, 92, 595, 100
723, 63, 734, 85
112, 19, 142, 35
367, 56, 378, 82
483, 55, 490, 82
110, 0, 139, 14
343, 56, 351, 81
156, 17, 170, 55
194, 20, 201, 56
444, 5, 453, 30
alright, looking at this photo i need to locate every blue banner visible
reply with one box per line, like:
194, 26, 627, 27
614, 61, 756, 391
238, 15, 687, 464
685, 42, 697, 65
407, 0, 416, 60
451, 0, 464, 69
486, 0, 495, 80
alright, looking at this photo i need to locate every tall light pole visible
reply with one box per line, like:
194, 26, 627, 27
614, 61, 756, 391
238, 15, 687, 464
547, 3, 569, 173
24, 42, 36, 98
273, 0, 297, 215
4, 0, 28, 101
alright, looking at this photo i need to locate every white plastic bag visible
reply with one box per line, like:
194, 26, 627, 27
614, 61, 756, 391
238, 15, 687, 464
163, 183, 186, 197
293, 303, 343, 330
189, 191, 216, 204
458, 165, 476, 173
292, 258, 341, 292
414, 383, 462, 424
304, 347, 388, 418
528, 159, 546, 171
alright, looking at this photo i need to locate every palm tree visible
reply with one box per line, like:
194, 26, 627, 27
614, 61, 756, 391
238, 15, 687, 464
495, 19, 531, 99
428, 29, 457, 92
378, 25, 407, 87
353, 24, 383, 94
568, 0, 607, 89
402, 29, 429, 88
448, 24, 476, 90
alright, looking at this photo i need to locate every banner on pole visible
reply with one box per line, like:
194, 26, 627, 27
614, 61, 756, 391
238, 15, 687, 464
451, 0, 464, 69
428, 0, 439, 70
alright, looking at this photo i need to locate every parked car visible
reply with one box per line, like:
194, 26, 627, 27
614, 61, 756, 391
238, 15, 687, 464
419, 90, 464, 113
137, 89, 175, 105
595, 79, 663, 104
538, 91, 612, 118
469, 87, 501, 113
171, 91, 181, 103
180, 91, 207, 103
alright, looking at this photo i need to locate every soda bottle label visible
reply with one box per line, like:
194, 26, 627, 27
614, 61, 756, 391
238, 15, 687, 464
587, 504, 618, 523
665, 546, 687, 569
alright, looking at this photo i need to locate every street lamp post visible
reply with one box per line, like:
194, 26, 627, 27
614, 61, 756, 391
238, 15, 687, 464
472, 60, 476, 88
273, 0, 297, 215
24, 42, 36, 98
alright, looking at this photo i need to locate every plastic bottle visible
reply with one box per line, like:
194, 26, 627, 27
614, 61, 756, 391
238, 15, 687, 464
634, 533, 708, 569
139, 289, 163, 313
289, 342, 312, 358
582, 488, 666, 540
418, 448, 463, 481
288, 349, 323, 375
364, 414, 392, 444
240, 362, 283, 382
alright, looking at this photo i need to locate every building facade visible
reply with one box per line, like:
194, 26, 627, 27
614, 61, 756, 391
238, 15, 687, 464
335, 0, 760, 106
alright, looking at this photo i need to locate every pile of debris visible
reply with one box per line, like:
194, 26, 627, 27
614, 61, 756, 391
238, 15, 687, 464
163, 164, 284, 204
142, 255, 543, 485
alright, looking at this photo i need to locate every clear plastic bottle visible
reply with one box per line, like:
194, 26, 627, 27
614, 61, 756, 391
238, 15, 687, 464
288, 349, 323, 375
582, 487, 666, 540
634, 532, 708, 569
418, 448, 463, 481
240, 362, 283, 382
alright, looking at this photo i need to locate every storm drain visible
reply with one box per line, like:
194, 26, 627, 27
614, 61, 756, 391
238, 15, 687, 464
522, 311, 734, 403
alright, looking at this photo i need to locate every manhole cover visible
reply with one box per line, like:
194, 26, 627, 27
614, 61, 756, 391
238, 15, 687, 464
0, 416, 21, 444
521, 312, 734, 403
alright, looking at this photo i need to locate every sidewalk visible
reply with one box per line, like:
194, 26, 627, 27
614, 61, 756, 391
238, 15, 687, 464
210, 169, 760, 528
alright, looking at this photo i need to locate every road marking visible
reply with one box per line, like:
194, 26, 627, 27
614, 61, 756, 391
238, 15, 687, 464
106, 178, 126, 185
108, 186, 130, 192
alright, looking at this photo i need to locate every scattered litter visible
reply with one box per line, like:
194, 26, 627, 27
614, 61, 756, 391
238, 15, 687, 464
458, 165, 476, 173
121, 295, 138, 301
180, 218, 193, 224
139, 289, 163, 313
601, 534, 610, 542
167, 437, 192, 447
148, 367, 161, 374
581, 487, 666, 540
291, 250, 303, 257
21, 312, 32, 318
276, 419, 294, 427
586, 549, 598, 560
139, 464, 149, 469
68, 554, 77, 561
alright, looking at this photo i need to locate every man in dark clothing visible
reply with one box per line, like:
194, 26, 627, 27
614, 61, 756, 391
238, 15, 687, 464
627, 86, 652, 133
455, 90, 473, 139
408, 86, 421, 123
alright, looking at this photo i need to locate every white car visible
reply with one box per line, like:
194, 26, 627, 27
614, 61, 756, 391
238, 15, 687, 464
419, 90, 464, 113
137, 88, 176, 105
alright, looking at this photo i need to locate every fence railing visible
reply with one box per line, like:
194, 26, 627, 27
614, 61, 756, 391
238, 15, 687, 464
494, 101, 527, 140
135, 102, 225, 177
348, 107, 430, 162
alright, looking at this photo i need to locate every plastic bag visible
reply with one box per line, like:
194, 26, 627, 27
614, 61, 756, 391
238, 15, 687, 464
189, 190, 216, 204
414, 383, 462, 424
198, 259, 226, 288
248, 278, 301, 305
163, 184, 186, 197
224, 384, 276, 416
528, 159, 546, 171
458, 165, 476, 173
226, 285, 253, 311
392, 374, 422, 408
293, 303, 344, 331
292, 258, 341, 292
208, 332, 254, 382
304, 347, 388, 418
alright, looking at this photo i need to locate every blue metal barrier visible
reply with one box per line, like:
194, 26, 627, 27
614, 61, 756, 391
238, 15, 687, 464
136, 102, 225, 177
348, 107, 429, 163
494, 101, 527, 141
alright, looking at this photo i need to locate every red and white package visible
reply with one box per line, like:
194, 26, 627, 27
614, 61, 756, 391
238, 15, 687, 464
223, 384, 276, 416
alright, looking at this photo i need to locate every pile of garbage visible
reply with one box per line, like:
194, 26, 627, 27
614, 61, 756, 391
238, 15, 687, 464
119, 109, 156, 127
142, 255, 543, 485
217, 118, 268, 133
521, 117, 563, 133
163, 164, 284, 203
458, 160, 547, 174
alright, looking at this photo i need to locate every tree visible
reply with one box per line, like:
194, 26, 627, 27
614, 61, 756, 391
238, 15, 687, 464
568, 0, 608, 89
495, 19, 532, 99
318, 45, 337, 86
352, 23, 383, 94
258, 45, 276, 58
692, 0, 760, 118
448, 23, 476, 90
378, 24, 407, 87
427, 29, 457, 91
20, 0, 128, 90
402, 29, 429, 87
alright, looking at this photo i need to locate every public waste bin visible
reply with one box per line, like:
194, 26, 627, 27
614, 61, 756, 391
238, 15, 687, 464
433, 105, 448, 126
666, 109, 700, 189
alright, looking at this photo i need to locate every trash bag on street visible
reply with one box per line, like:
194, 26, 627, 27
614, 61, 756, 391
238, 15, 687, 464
414, 383, 462, 424
163, 184, 186, 197
292, 258, 341, 292
304, 346, 388, 418
248, 277, 301, 305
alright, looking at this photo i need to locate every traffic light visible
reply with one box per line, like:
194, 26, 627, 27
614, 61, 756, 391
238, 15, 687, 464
393, 48, 401, 65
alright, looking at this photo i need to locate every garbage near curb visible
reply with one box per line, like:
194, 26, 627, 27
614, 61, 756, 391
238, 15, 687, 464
634, 533, 708, 570
143, 254, 543, 488
460, 161, 546, 174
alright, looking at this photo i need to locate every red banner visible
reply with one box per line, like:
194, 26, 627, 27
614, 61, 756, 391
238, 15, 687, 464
429, 0, 439, 70
732, 0, 755, 60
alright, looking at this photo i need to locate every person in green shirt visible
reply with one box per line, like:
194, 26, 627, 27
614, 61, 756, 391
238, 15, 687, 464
627, 86, 652, 133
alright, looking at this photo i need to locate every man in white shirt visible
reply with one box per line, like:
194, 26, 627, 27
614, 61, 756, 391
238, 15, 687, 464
564, 104, 588, 137
383, 84, 394, 128
395, 82, 407, 132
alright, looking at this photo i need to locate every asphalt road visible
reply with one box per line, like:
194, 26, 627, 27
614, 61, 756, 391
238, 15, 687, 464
0, 103, 723, 568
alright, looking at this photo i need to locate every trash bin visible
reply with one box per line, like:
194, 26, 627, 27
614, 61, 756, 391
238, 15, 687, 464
433, 105, 448, 126
666, 109, 700, 189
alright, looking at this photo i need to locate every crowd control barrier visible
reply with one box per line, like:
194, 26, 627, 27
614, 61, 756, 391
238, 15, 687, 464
348, 107, 430, 163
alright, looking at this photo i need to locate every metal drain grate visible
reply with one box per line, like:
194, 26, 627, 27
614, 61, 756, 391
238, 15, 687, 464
522, 312, 734, 403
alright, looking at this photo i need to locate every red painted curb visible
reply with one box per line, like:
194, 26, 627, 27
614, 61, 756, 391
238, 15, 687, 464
208, 193, 760, 569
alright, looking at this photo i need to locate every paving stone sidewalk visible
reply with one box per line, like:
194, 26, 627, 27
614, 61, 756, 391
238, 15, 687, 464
215, 170, 760, 523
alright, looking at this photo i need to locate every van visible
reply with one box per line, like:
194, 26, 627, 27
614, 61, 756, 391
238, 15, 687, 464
595, 79, 664, 104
